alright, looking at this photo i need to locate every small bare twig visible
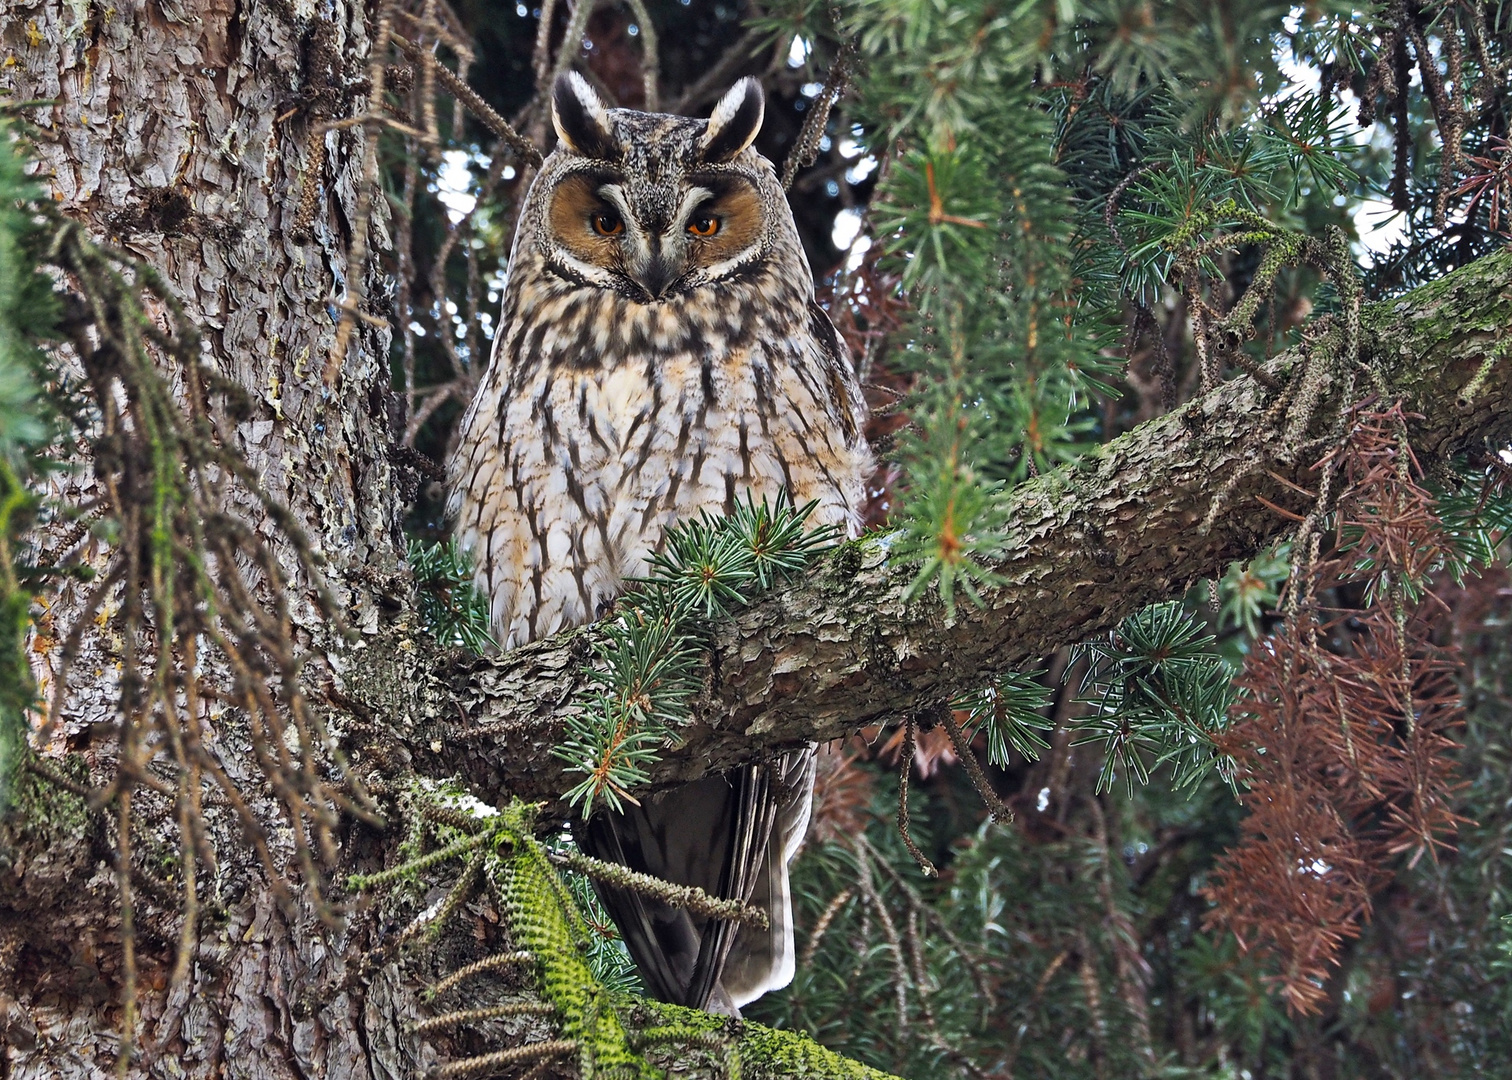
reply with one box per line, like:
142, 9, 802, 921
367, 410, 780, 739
549, 848, 769, 927
894, 714, 938, 876
551, 0, 599, 85
430, 1040, 577, 1079
801, 887, 853, 970
624, 0, 660, 109
413, 1001, 556, 1035
851, 838, 910, 1040
427, 951, 535, 999
782, 39, 857, 191
392, 32, 542, 166
667, 26, 767, 115
939, 707, 1011, 823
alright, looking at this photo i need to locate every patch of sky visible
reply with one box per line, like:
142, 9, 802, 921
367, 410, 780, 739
1274, 7, 1408, 261
436, 150, 482, 223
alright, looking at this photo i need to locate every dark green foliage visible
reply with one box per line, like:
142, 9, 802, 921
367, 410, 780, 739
780, 0, 1389, 617
1072, 602, 1239, 796
887, 418, 1009, 617
0, 149, 53, 455
726, 491, 844, 590
644, 516, 760, 620
750, 770, 1255, 1079
704, 3, 1510, 1069
1432, 463, 1512, 578
954, 670, 1053, 767
641, 493, 842, 618
558, 598, 702, 813
408, 538, 497, 652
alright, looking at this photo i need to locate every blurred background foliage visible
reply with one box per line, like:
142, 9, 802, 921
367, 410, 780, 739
376, 0, 1512, 1075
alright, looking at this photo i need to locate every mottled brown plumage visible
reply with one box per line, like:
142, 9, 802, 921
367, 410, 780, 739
448, 73, 870, 1013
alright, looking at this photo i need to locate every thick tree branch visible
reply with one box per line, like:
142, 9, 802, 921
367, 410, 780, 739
351, 247, 1512, 810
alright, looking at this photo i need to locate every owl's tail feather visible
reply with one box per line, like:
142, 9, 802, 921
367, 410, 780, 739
575, 748, 816, 1015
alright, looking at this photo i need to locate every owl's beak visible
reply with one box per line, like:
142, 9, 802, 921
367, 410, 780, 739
630, 239, 682, 301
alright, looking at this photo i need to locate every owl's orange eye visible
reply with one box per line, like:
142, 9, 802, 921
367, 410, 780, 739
687, 214, 720, 237
592, 212, 624, 236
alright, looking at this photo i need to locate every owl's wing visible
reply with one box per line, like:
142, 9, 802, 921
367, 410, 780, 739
575, 752, 812, 1014
807, 298, 868, 448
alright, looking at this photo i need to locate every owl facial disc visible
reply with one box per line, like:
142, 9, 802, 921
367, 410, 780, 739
541, 74, 776, 303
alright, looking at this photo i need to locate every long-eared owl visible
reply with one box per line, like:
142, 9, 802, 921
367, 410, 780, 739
448, 72, 871, 1014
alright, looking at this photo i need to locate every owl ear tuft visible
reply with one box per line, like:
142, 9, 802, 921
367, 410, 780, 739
552, 72, 617, 159
700, 77, 764, 163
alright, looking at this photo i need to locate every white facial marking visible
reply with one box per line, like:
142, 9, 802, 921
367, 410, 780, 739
598, 184, 652, 262
701, 245, 761, 281
551, 247, 618, 289
674, 186, 713, 231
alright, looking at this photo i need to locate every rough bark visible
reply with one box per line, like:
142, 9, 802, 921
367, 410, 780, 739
368, 245, 1512, 807
1, 0, 416, 1076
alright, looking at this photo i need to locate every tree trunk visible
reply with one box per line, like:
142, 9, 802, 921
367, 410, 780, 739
1, 0, 420, 1075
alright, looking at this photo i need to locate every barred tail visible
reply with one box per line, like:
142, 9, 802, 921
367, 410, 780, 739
574, 747, 817, 1015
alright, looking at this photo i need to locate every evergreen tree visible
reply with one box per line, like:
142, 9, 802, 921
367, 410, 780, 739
2, 1, 1510, 1078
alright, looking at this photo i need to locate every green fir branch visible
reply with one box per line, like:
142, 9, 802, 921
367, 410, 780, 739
352, 784, 901, 1079
559, 492, 841, 817
408, 538, 497, 652
1071, 601, 1239, 796
955, 670, 1054, 767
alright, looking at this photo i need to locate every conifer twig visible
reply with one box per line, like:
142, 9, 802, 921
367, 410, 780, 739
430, 1040, 577, 1079
426, 851, 487, 940
427, 952, 535, 1000
939, 707, 1011, 823
801, 887, 853, 971
391, 32, 542, 167
347, 826, 500, 892
782, 38, 856, 191
550, 848, 768, 927
895, 714, 938, 876
851, 840, 910, 1039
857, 834, 996, 1010
414, 1001, 556, 1035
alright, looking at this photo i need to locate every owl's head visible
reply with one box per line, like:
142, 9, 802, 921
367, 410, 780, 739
528, 73, 790, 304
